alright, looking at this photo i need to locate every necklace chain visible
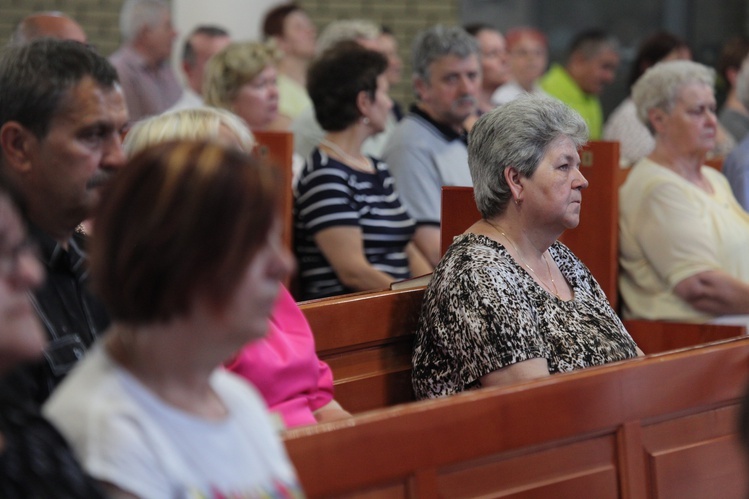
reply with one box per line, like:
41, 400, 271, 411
319, 139, 373, 173
484, 219, 561, 300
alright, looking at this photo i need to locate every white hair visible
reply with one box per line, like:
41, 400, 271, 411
119, 0, 170, 42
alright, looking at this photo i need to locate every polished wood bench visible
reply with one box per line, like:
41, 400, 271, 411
299, 286, 426, 413
300, 285, 746, 414
285, 337, 749, 498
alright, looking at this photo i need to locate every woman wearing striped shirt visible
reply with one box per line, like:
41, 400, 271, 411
295, 42, 430, 300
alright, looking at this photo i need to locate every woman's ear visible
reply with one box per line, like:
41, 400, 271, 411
505, 166, 524, 202
356, 90, 372, 119
648, 107, 666, 134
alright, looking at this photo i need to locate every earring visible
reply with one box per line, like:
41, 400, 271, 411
362, 116, 370, 125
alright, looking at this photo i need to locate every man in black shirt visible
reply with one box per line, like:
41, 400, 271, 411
0, 39, 129, 403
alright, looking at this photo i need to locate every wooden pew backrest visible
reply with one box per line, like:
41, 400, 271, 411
253, 130, 294, 253
440, 141, 622, 309
624, 319, 747, 354
285, 337, 749, 498
299, 287, 425, 412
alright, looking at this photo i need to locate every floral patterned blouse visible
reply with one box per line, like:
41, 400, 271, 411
412, 234, 638, 399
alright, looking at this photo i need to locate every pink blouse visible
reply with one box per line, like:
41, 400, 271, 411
226, 286, 335, 428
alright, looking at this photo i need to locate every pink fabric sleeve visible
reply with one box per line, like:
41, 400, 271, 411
226, 286, 335, 428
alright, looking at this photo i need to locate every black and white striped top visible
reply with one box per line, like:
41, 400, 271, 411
294, 149, 415, 300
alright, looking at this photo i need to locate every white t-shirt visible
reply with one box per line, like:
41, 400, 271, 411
43, 344, 302, 499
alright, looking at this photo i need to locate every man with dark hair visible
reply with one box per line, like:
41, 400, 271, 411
382, 25, 480, 267
540, 28, 620, 139
0, 39, 128, 403
168, 25, 231, 111
261, 2, 316, 127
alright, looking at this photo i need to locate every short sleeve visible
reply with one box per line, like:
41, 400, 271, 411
295, 161, 359, 235
83, 412, 173, 499
413, 242, 551, 398
635, 181, 721, 288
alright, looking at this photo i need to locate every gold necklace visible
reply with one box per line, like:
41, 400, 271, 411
484, 219, 561, 300
319, 139, 374, 173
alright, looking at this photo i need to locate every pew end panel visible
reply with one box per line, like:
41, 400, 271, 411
299, 287, 426, 413
285, 338, 749, 498
253, 130, 294, 254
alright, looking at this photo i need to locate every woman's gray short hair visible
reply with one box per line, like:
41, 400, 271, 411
119, 0, 169, 43
468, 95, 589, 219
412, 25, 478, 82
632, 60, 715, 133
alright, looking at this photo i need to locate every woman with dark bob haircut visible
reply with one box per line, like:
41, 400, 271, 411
43, 141, 303, 497
294, 42, 429, 299
412, 95, 642, 399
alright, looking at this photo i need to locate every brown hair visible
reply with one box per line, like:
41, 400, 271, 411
91, 140, 280, 324
262, 3, 302, 40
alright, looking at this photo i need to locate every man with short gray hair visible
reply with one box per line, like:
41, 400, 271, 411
382, 25, 480, 267
109, 0, 181, 120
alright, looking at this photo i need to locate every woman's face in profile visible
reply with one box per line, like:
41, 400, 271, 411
657, 82, 717, 154
214, 217, 294, 345
231, 65, 279, 130
363, 74, 393, 135
520, 135, 588, 232
0, 195, 45, 373
509, 34, 548, 88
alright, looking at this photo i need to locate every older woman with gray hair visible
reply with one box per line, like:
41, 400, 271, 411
620, 60, 749, 324
412, 95, 640, 399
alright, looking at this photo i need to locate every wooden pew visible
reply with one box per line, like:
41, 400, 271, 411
253, 130, 294, 253
299, 287, 425, 413
285, 337, 749, 498
300, 285, 746, 414
440, 141, 622, 309
624, 319, 746, 354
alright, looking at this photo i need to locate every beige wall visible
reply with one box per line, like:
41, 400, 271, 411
0, 0, 460, 108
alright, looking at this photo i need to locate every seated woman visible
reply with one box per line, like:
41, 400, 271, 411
0, 175, 104, 497
412, 95, 641, 399
491, 26, 549, 106
604, 32, 692, 167
294, 42, 430, 300
202, 40, 306, 184
619, 60, 749, 323
43, 141, 303, 497
123, 108, 350, 429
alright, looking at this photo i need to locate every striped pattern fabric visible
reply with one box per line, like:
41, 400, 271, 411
294, 149, 415, 300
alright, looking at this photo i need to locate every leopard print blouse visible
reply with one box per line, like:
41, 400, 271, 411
412, 233, 638, 399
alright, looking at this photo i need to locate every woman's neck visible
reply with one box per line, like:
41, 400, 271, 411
320, 128, 373, 172
105, 320, 230, 420
277, 56, 309, 87
648, 145, 712, 193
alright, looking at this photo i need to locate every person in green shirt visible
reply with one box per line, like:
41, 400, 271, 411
540, 29, 619, 139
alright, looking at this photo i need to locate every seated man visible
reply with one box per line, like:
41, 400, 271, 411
168, 25, 231, 111
0, 39, 128, 403
382, 25, 480, 267
540, 28, 619, 140
109, 0, 181, 120
10, 10, 87, 44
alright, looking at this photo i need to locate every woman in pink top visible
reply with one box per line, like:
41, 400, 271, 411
123, 108, 351, 428
226, 287, 341, 428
